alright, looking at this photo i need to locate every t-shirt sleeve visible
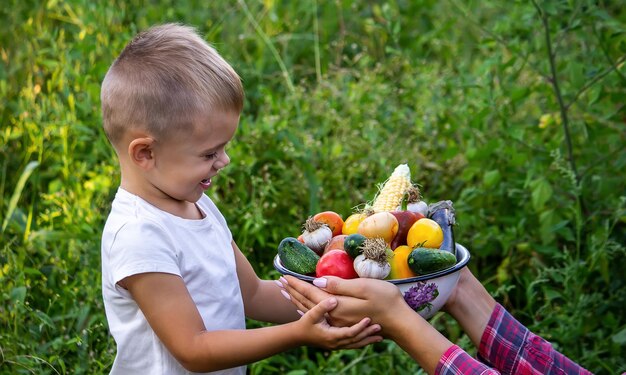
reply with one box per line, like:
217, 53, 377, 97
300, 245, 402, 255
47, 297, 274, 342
107, 218, 181, 284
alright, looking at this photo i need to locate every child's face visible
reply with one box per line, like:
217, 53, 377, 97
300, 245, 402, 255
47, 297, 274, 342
148, 109, 240, 205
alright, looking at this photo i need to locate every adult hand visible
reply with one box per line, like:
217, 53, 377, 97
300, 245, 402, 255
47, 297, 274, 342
278, 276, 333, 315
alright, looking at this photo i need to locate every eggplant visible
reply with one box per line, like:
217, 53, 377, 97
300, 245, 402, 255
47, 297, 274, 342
428, 200, 456, 256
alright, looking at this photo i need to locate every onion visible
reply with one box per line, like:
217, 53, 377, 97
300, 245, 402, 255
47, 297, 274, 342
356, 212, 398, 243
406, 200, 428, 217
399, 185, 429, 217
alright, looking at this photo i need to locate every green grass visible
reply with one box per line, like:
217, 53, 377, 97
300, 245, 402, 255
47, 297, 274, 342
1, 0, 625, 373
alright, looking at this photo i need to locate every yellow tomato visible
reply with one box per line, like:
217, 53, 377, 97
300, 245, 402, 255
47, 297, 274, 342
388, 245, 417, 279
407, 218, 443, 249
342, 213, 366, 235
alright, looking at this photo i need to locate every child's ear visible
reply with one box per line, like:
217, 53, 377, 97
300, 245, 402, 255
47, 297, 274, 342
128, 137, 155, 170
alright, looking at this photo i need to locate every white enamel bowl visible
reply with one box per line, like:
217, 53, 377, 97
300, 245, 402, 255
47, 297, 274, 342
274, 243, 470, 319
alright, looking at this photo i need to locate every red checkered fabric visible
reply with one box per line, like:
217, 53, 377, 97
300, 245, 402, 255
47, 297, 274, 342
436, 304, 593, 374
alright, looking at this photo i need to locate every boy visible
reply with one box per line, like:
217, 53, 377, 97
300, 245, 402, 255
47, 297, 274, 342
100, 23, 381, 374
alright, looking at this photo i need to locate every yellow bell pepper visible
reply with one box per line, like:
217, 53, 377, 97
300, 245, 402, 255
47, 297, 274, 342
388, 245, 417, 279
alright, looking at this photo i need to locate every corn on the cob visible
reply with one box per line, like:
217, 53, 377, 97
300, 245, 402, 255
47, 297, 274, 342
372, 164, 411, 212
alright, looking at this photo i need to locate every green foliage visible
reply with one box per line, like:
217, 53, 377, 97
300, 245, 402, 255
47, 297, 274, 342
1, 0, 625, 373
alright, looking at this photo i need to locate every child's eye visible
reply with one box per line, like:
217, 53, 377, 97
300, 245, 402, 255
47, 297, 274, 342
204, 153, 218, 160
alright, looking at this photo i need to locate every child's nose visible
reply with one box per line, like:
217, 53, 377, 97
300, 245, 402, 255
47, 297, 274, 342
215, 152, 230, 170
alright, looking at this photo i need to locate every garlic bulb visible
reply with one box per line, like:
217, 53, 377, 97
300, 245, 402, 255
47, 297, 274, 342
353, 238, 391, 279
301, 217, 332, 255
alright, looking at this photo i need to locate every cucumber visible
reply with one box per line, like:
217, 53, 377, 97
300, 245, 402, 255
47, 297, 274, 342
407, 248, 457, 275
343, 233, 367, 259
278, 237, 320, 275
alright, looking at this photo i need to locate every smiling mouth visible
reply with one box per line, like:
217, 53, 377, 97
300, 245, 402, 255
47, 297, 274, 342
200, 178, 212, 189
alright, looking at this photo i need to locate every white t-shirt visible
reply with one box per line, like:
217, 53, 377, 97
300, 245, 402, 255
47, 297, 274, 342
101, 188, 246, 375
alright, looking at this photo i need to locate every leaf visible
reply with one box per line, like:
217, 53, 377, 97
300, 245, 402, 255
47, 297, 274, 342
611, 326, 626, 344
544, 288, 562, 301
539, 209, 557, 244
483, 170, 501, 188
23, 267, 43, 276
497, 257, 510, 284
34, 310, 55, 329
510, 86, 529, 103
530, 178, 553, 211
588, 85, 603, 106
2, 161, 39, 233
10, 286, 27, 304
567, 62, 585, 91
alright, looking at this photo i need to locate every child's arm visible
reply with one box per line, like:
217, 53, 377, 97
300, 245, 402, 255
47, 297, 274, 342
123, 271, 381, 372
232, 241, 301, 323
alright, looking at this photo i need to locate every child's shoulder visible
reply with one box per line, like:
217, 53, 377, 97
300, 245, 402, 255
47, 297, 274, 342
197, 194, 227, 219
196, 193, 219, 212
108, 188, 163, 218
196, 194, 232, 237
103, 188, 170, 236
101, 200, 177, 263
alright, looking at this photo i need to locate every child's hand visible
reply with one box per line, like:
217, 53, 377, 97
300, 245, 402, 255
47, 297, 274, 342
294, 297, 383, 349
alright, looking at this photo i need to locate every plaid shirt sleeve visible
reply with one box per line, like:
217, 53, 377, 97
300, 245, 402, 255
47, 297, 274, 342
436, 345, 500, 374
435, 304, 593, 375
478, 303, 593, 375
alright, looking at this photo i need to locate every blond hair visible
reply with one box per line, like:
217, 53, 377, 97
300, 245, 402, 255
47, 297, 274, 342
101, 23, 244, 146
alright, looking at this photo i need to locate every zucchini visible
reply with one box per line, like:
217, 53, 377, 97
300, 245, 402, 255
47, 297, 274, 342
343, 233, 367, 259
278, 237, 320, 275
407, 248, 457, 275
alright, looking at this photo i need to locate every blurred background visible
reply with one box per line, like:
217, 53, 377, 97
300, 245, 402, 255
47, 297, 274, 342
1, 0, 625, 373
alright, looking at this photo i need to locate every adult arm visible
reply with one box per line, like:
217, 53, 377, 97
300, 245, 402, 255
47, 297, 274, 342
444, 267, 592, 375
284, 267, 593, 374
281, 276, 461, 374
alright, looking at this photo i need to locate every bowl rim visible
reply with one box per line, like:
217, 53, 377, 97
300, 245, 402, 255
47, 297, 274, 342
274, 243, 471, 284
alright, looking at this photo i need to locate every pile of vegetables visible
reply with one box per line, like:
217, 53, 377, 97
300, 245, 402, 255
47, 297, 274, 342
277, 164, 458, 281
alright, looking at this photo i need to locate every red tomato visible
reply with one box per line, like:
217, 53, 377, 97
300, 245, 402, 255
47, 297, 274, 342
316, 250, 358, 279
324, 234, 347, 254
313, 211, 344, 237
